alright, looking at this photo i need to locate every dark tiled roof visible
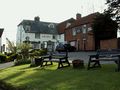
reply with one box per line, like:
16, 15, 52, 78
0, 28, 4, 37
18, 20, 58, 34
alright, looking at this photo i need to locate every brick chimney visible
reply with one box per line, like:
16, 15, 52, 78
76, 13, 81, 20
34, 16, 40, 22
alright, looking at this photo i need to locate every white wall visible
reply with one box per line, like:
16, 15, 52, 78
16, 25, 65, 50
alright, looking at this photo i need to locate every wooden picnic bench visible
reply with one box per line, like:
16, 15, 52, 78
87, 49, 120, 71
35, 51, 70, 69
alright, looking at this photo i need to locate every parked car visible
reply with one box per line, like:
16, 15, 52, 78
56, 43, 76, 52
64, 44, 76, 52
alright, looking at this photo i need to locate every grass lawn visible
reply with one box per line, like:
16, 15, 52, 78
0, 63, 120, 90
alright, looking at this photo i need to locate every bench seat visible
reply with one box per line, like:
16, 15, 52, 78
87, 49, 120, 71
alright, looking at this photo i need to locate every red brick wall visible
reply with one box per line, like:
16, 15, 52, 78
100, 38, 118, 49
86, 34, 95, 50
65, 28, 95, 51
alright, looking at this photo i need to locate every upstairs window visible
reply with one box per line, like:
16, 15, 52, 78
72, 28, 76, 36
25, 25, 30, 31
76, 26, 82, 33
35, 33, 40, 39
82, 25, 87, 34
48, 23, 55, 28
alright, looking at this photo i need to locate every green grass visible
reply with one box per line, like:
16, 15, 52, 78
0, 63, 120, 90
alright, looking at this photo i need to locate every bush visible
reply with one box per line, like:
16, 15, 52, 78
0, 53, 7, 63
7, 53, 18, 62
14, 59, 31, 66
29, 49, 47, 57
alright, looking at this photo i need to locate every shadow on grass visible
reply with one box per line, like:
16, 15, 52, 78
0, 79, 24, 90
1, 64, 120, 90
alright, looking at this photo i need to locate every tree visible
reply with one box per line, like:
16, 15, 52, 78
105, 0, 120, 22
92, 13, 118, 50
17, 43, 32, 60
6, 38, 16, 53
92, 13, 118, 40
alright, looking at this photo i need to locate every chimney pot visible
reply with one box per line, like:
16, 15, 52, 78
76, 13, 81, 20
34, 16, 40, 22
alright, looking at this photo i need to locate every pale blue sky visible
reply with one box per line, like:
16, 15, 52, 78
0, 0, 106, 44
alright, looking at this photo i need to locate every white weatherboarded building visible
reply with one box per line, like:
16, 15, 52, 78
16, 17, 64, 51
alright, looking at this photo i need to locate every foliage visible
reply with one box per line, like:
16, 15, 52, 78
105, 0, 120, 22
17, 43, 32, 60
6, 38, 16, 53
0, 53, 7, 63
7, 53, 18, 62
92, 13, 118, 40
29, 49, 47, 57
0, 64, 120, 90
14, 59, 31, 66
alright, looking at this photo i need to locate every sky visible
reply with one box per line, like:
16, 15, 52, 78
0, 0, 106, 45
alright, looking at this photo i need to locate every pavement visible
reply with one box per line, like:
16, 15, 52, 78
0, 61, 14, 70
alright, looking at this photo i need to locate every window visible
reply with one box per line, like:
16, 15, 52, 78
76, 27, 81, 33
88, 27, 92, 31
70, 41, 76, 46
25, 25, 30, 31
53, 35, 56, 39
48, 23, 55, 28
72, 28, 76, 36
25, 36, 30, 41
82, 25, 87, 34
35, 33, 40, 39
33, 43, 39, 49
59, 35, 61, 39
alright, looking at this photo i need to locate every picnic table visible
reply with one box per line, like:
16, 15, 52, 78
87, 49, 120, 71
35, 51, 70, 69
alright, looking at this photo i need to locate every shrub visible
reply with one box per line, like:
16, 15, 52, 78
7, 53, 18, 62
29, 49, 47, 57
0, 53, 7, 63
14, 59, 31, 66
39, 49, 47, 55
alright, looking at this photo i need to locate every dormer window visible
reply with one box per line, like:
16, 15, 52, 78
25, 25, 30, 31
48, 23, 55, 28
